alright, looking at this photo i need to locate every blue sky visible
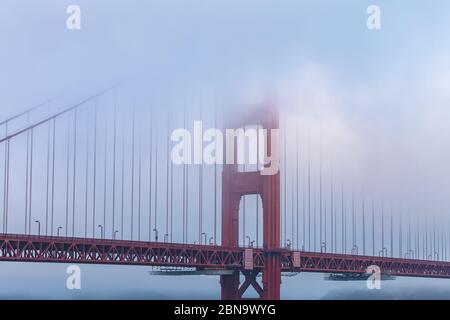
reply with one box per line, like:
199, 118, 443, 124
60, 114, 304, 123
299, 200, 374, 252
1, 1, 450, 299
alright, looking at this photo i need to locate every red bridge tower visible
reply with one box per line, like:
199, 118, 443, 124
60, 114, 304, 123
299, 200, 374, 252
220, 105, 281, 300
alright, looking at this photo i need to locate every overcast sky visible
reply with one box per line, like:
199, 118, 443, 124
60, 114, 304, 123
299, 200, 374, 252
1, 0, 450, 299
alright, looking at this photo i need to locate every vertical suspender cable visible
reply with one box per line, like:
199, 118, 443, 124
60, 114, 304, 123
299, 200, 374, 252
256, 126, 259, 247
302, 163, 306, 250
148, 106, 153, 241
84, 108, 90, 237
92, 100, 98, 237
295, 127, 299, 249
319, 152, 322, 251
138, 116, 142, 241
314, 187, 316, 251
170, 131, 174, 243
214, 103, 217, 245
3, 124, 10, 233
291, 179, 295, 247
121, 123, 125, 240
50, 119, 56, 236
308, 141, 311, 251
390, 210, 393, 257
112, 93, 117, 238
154, 125, 158, 241
102, 107, 108, 239
24, 123, 30, 234
381, 207, 384, 256
372, 200, 375, 256
330, 169, 334, 253
2, 124, 8, 233
182, 105, 186, 243
399, 212, 402, 258
45, 123, 51, 235
2, 124, 6, 232
351, 187, 355, 251
131, 105, 135, 240
28, 128, 34, 234
71, 109, 77, 236
4, 139, 9, 233
243, 164, 246, 245
362, 196, 365, 255
198, 106, 203, 244
283, 127, 287, 247
65, 116, 70, 236
166, 111, 170, 241
341, 184, 345, 253
185, 124, 189, 244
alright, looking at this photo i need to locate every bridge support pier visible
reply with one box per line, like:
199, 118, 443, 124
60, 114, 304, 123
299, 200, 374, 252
220, 272, 240, 300
220, 104, 280, 300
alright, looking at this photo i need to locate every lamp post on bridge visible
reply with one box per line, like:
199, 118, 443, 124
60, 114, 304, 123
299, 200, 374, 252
113, 230, 119, 240
321, 241, 327, 253
245, 235, 251, 247
57, 226, 62, 237
164, 233, 169, 243
97, 225, 103, 239
209, 237, 214, 245
35, 220, 40, 237
201, 232, 207, 245
153, 229, 158, 242
286, 239, 291, 249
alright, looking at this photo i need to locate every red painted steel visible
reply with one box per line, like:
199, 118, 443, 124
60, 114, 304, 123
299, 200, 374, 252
221, 104, 281, 300
2, 234, 450, 279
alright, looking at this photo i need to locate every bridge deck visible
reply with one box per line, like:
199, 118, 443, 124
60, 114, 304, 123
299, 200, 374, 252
1, 233, 450, 279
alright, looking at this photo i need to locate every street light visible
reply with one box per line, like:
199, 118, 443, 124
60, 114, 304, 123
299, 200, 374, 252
35, 220, 40, 237
209, 237, 214, 245
201, 232, 207, 245
153, 228, 158, 242
57, 226, 62, 237
97, 224, 103, 239
435, 251, 439, 261
321, 241, 327, 253
286, 239, 291, 249
245, 235, 251, 247
113, 230, 119, 240
164, 233, 169, 243
250, 240, 255, 248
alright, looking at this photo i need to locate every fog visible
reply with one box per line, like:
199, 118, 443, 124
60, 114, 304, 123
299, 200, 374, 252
1, 0, 450, 299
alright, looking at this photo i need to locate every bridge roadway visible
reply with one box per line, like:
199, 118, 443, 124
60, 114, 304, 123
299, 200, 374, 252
1, 233, 450, 279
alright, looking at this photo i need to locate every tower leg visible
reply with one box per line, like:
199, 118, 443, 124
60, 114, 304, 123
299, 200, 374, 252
262, 255, 281, 300
220, 272, 240, 300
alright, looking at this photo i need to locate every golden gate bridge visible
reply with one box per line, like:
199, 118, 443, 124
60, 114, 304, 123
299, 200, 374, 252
1, 87, 450, 300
